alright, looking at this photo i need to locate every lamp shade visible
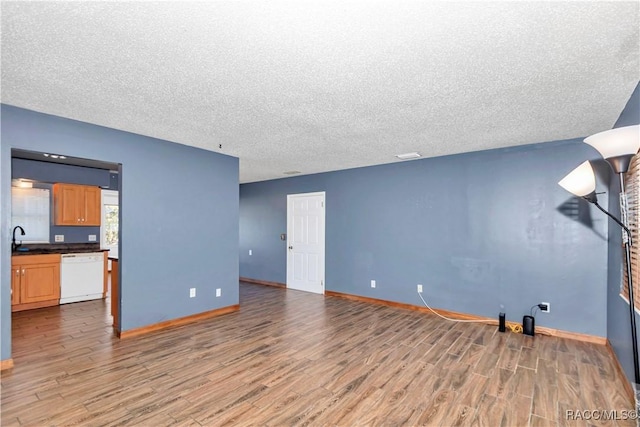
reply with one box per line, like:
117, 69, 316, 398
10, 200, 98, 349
558, 160, 596, 197
584, 125, 640, 159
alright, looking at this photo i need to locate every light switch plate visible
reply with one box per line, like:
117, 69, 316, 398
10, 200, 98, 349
189, 288, 196, 298
88, 234, 97, 242
55, 235, 64, 242
216, 288, 222, 297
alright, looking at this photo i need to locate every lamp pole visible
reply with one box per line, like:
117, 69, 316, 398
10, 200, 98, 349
560, 125, 640, 409
616, 172, 640, 394
592, 165, 640, 408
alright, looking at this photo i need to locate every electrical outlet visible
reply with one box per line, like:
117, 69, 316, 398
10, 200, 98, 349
54, 235, 64, 242
216, 288, 222, 297
540, 302, 550, 313
371, 280, 376, 288
88, 234, 97, 242
190, 288, 196, 298
249, 249, 252, 256
417, 284, 423, 293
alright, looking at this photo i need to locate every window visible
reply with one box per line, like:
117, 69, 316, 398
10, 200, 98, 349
623, 155, 640, 310
11, 187, 50, 243
101, 189, 119, 262
104, 204, 119, 246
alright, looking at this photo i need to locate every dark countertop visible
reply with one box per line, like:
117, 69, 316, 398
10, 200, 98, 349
11, 243, 110, 256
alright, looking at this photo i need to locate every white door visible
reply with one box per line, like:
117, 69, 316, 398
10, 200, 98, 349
101, 190, 119, 270
287, 192, 325, 294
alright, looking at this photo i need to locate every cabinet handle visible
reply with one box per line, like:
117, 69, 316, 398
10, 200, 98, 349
22, 269, 25, 276
15, 269, 19, 276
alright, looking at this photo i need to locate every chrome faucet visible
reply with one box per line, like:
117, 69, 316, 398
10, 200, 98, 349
12, 226, 25, 252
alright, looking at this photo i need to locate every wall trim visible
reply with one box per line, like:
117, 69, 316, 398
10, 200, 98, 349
606, 339, 635, 405
1, 359, 14, 371
535, 325, 606, 345
240, 277, 286, 288
325, 290, 606, 345
116, 304, 240, 339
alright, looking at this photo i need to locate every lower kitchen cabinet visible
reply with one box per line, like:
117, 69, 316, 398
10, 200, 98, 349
11, 254, 61, 312
110, 258, 119, 332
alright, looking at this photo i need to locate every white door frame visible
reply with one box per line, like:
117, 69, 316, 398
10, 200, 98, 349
286, 191, 326, 294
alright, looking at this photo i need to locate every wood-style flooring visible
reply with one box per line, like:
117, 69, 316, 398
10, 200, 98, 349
1, 282, 634, 426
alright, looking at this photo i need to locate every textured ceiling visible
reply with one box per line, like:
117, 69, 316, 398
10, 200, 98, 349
2, 1, 639, 183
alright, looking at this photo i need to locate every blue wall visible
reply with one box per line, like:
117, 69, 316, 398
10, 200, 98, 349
12, 158, 116, 244
607, 82, 640, 386
12, 158, 111, 187
240, 138, 608, 336
1, 105, 239, 361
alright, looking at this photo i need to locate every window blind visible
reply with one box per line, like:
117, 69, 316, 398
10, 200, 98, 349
11, 187, 50, 243
623, 155, 640, 310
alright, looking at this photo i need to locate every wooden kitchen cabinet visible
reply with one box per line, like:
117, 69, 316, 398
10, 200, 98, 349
11, 254, 61, 312
110, 258, 119, 332
11, 268, 20, 306
83, 186, 101, 225
53, 183, 101, 226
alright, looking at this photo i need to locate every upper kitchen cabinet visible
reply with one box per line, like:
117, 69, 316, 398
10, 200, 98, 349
53, 183, 101, 226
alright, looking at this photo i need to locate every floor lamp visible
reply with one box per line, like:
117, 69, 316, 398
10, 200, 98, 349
558, 125, 640, 411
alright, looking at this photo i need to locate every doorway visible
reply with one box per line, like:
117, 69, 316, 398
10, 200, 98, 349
9, 149, 122, 337
286, 191, 326, 294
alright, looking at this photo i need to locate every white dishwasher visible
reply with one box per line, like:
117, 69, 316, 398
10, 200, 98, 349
60, 253, 104, 304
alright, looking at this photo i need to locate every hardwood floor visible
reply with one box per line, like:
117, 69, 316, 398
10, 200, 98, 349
1, 282, 634, 426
